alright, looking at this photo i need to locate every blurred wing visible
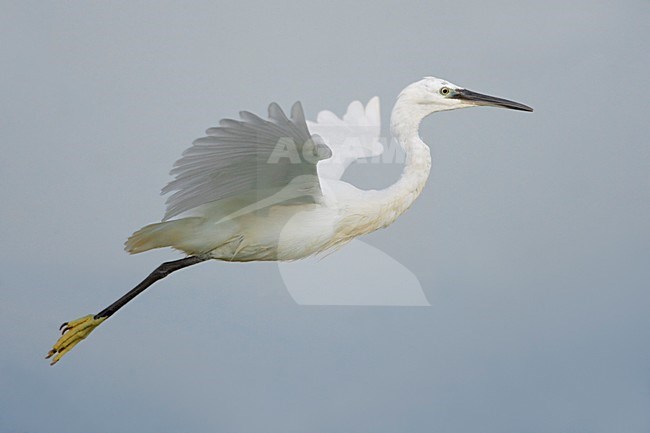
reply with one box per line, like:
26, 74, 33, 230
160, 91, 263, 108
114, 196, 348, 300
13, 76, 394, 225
162, 102, 331, 220
307, 97, 383, 181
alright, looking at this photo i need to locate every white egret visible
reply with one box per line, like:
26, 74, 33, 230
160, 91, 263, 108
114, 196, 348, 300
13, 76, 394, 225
47, 77, 532, 364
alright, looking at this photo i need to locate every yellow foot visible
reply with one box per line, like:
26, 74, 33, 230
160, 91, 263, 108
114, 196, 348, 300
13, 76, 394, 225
46, 314, 106, 365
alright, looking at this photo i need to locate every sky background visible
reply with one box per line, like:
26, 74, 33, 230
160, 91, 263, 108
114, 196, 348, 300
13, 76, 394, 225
1, 1, 649, 432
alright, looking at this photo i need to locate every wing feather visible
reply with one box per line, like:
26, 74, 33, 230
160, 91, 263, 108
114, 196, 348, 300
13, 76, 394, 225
162, 102, 331, 220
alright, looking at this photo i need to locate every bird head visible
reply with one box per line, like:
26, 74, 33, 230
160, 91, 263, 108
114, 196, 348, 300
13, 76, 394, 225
399, 76, 533, 113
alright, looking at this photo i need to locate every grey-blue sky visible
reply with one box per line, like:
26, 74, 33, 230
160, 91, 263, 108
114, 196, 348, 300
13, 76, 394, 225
1, 1, 649, 432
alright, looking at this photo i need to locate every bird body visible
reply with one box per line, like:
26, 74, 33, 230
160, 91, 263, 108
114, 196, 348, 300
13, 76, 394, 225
47, 76, 532, 364
125, 82, 438, 262
125, 170, 418, 262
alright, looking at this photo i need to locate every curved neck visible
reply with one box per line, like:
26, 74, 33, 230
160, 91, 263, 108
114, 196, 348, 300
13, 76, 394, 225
389, 98, 433, 194
351, 98, 432, 230
383, 101, 432, 223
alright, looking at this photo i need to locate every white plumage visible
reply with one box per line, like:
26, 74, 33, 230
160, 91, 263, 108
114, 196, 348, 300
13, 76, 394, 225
47, 76, 532, 365
125, 77, 531, 262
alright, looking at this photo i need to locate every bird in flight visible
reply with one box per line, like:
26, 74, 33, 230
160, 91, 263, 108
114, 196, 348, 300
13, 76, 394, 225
46, 76, 532, 365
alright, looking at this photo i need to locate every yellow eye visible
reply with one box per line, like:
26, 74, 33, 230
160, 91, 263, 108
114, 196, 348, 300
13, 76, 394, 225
440, 87, 451, 96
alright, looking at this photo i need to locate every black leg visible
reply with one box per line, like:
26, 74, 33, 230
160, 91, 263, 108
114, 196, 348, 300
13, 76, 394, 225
47, 255, 208, 365
95, 255, 207, 320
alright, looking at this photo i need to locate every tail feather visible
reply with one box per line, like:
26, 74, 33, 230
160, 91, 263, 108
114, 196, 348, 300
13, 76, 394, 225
124, 218, 202, 254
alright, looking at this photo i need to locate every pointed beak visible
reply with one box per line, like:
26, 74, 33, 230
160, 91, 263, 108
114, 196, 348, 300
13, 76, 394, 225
453, 88, 533, 112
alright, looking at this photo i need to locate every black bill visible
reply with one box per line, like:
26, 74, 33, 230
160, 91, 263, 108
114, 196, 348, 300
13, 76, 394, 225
453, 89, 533, 112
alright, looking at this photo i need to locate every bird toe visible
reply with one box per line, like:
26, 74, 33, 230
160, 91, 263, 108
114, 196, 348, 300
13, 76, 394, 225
46, 314, 106, 365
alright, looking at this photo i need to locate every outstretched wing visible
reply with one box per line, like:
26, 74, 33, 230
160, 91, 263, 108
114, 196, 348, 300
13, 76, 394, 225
162, 102, 331, 221
306, 97, 383, 181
